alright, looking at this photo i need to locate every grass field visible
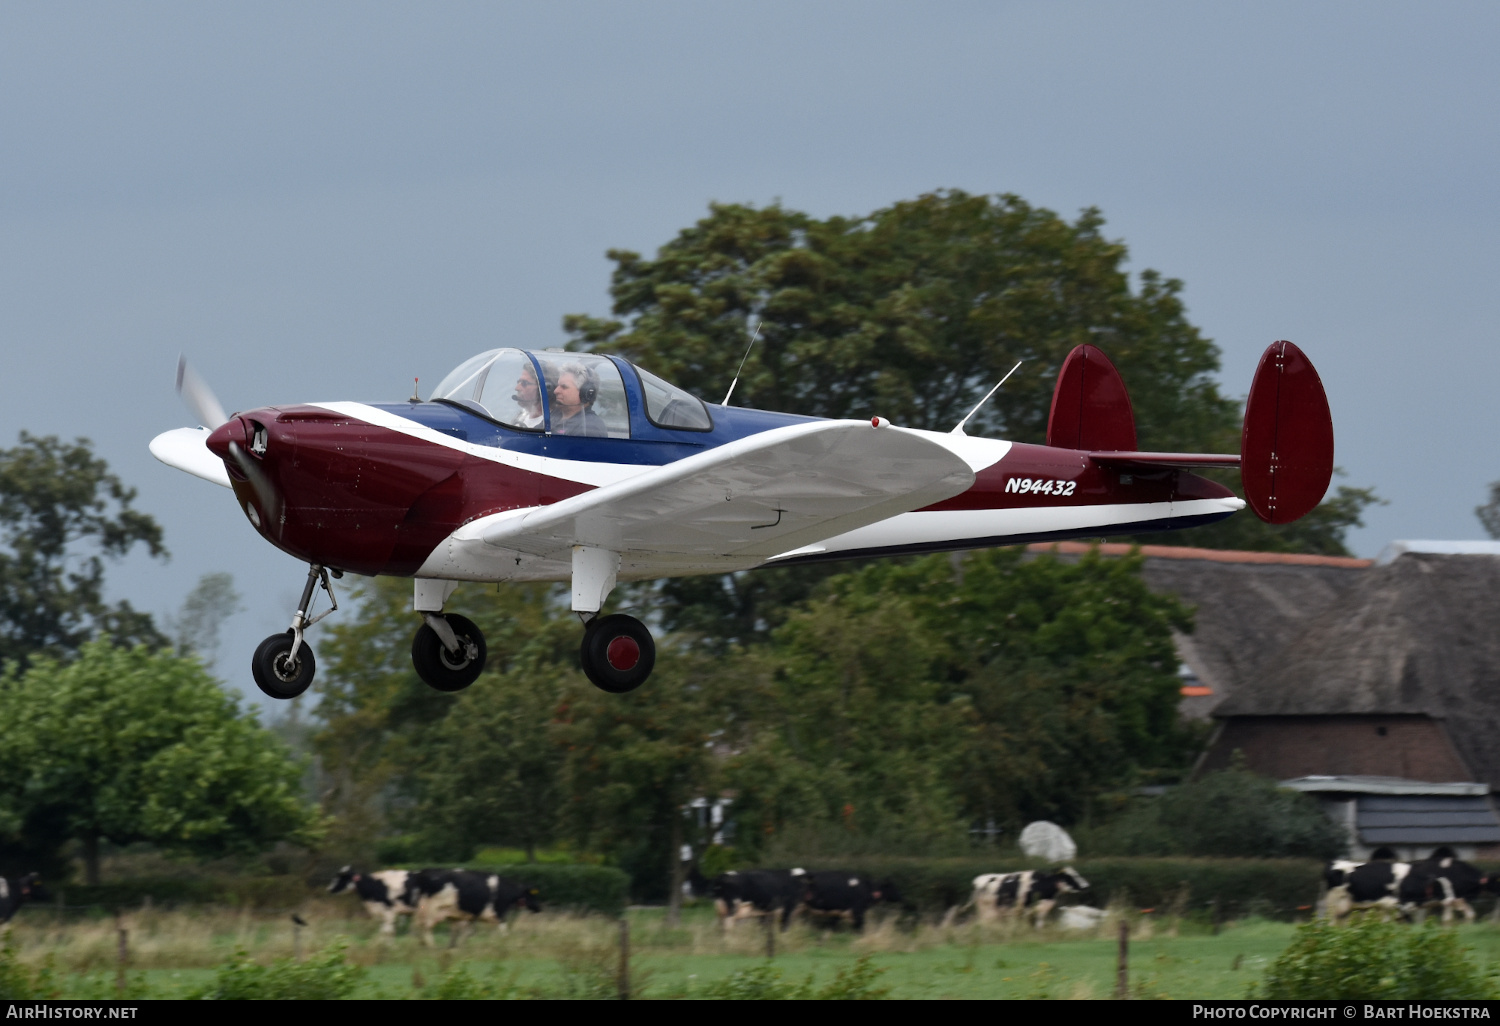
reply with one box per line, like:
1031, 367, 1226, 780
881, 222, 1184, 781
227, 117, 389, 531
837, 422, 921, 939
10, 902, 1500, 999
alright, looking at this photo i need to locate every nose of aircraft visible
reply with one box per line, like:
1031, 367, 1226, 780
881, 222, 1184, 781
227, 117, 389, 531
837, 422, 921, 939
205, 417, 249, 460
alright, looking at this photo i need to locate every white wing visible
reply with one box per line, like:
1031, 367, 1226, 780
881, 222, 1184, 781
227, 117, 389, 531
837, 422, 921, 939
149, 427, 232, 488
480, 420, 974, 573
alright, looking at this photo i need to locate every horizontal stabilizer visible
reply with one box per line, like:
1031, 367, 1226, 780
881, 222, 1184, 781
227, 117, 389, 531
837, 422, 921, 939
1046, 344, 1137, 451
1089, 451, 1241, 470
1241, 340, 1334, 524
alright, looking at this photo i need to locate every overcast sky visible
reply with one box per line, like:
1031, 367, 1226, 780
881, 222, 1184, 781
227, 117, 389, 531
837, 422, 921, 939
3, 2, 1496, 706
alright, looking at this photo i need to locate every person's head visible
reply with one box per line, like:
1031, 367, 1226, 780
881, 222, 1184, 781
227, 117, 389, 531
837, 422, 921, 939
554, 363, 599, 415
513, 365, 541, 410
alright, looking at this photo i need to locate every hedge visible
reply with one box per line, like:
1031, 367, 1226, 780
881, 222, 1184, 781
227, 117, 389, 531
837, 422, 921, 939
777, 856, 1326, 920
459, 863, 629, 918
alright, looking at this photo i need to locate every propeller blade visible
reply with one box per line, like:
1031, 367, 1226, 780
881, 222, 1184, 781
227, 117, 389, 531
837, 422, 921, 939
176, 356, 228, 430
227, 440, 282, 540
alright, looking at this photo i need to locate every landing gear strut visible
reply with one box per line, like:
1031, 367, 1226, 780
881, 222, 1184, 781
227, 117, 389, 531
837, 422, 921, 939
579, 613, 655, 694
252, 564, 338, 700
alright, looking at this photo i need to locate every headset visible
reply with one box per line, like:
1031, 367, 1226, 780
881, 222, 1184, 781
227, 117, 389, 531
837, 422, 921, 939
563, 363, 599, 405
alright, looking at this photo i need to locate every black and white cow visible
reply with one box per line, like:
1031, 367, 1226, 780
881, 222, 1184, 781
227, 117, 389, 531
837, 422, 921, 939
972, 868, 1090, 927
0, 874, 47, 925
1323, 859, 1443, 922
1406, 854, 1499, 924
800, 871, 904, 931
711, 869, 806, 931
328, 866, 420, 935
403, 869, 540, 946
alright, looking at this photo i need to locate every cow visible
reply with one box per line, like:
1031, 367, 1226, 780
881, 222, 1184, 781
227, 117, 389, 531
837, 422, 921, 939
0, 874, 47, 926
800, 871, 903, 931
973, 868, 1090, 927
1406, 853, 1499, 924
403, 869, 540, 946
328, 866, 420, 935
1323, 859, 1444, 922
711, 869, 805, 931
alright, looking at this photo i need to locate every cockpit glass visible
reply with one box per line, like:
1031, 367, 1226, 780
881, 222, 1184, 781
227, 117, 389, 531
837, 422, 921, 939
432, 349, 545, 432
532, 353, 631, 438
635, 365, 713, 431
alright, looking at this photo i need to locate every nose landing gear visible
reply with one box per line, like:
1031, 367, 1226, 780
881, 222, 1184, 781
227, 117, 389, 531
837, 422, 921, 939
252, 564, 339, 700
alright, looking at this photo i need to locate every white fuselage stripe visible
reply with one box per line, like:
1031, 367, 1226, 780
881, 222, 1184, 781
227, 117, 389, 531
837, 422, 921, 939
310, 402, 1010, 487
771, 500, 1242, 560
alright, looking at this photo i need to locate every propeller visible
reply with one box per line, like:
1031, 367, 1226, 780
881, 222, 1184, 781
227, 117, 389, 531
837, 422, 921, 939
177, 356, 283, 539
176, 355, 228, 430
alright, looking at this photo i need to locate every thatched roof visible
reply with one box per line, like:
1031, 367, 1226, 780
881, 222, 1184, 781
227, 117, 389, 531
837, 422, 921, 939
1214, 553, 1500, 787
1028, 542, 1371, 716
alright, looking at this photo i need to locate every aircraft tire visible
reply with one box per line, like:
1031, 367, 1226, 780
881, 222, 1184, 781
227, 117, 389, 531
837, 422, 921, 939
580, 613, 655, 694
411, 614, 487, 693
252, 631, 316, 700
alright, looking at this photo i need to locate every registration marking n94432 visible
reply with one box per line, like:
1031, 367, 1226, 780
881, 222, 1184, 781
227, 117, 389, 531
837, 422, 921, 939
1004, 477, 1077, 497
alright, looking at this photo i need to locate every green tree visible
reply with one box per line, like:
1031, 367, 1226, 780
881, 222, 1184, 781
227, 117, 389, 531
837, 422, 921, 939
312, 577, 576, 860
406, 662, 568, 862
566, 191, 1239, 450
165, 571, 243, 670
1477, 480, 1500, 539
732, 547, 1197, 839
0, 642, 320, 884
556, 650, 734, 920
0, 433, 167, 666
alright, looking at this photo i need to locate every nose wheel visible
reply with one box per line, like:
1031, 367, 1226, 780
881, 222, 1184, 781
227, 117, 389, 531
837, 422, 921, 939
251, 564, 338, 700
412, 613, 487, 692
580, 613, 655, 693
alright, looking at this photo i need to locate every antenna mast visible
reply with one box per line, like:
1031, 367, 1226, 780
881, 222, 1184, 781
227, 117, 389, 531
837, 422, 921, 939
950, 361, 1023, 435
721, 319, 763, 407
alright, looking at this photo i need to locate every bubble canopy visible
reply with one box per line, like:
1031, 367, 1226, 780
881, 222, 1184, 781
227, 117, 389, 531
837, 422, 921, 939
429, 349, 712, 435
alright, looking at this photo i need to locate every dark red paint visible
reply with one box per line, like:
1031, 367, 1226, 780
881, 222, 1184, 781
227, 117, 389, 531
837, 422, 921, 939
209, 406, 593, 576
1045, 344, 1137, 451
1241, 341, 1334, 524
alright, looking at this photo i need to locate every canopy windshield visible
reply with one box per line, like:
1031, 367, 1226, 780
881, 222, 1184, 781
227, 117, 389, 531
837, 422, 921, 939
431, 349, 546, 431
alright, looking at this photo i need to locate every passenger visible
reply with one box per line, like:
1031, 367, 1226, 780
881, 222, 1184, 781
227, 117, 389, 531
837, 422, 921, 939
552, 363, 608, 437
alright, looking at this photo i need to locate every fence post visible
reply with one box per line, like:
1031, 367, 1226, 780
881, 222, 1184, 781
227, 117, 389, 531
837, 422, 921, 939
1211, 897, 1221, 936
616, 918, 630, 1000
114, 912, 128, 997
764, 909, 775, 959
1115, 917, 1128, 999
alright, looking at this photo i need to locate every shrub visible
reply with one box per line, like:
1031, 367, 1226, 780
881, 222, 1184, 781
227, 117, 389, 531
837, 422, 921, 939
422, 963, 520, 1000
1084, 767, 1347, 860
698, 956, 889, 1000
0, 934, 60, 1000
1260, 915, 1498, 999
186, 942, 365, 1000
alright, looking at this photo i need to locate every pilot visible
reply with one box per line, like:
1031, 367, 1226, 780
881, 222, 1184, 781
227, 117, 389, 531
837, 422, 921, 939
552, 363, 608, 437
512, 362, 556, 430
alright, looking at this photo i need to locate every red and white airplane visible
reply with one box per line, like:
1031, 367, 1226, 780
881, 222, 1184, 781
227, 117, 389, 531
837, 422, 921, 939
150, 341, 1332, 699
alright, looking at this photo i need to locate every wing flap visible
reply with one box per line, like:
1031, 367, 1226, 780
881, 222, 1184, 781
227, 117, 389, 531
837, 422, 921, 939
481, 420, 975, 564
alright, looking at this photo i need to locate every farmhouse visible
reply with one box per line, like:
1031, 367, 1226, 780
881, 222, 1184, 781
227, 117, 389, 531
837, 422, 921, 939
1033, 541, 1500, 858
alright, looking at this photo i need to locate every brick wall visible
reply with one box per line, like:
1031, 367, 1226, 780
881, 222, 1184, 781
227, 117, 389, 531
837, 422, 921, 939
1200, 715, 1476, 784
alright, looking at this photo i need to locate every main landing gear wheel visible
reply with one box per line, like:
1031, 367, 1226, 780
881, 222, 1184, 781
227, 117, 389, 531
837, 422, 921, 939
412, 613, 487, 693
580, 613, 655, 694
252, 630, 316, 700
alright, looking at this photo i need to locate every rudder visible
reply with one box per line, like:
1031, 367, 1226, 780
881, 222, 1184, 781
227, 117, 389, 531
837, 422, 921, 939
1045, 344, 1137, 451
1241, 340, 1333, 523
